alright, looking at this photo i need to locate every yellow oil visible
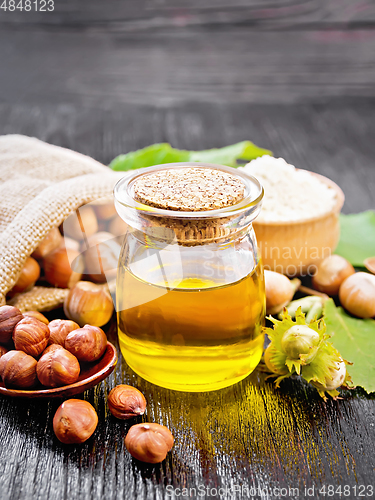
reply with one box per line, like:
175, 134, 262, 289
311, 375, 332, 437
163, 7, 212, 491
117, 262, 265, 391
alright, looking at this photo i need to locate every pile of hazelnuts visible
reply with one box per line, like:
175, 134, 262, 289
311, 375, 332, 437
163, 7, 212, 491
0, 305, 107, 389
54, 389, 174, 464
0, 305, 174, 464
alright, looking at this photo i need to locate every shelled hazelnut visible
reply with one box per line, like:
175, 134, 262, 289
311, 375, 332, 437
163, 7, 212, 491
108, 385, 147, 420
48, 319, 80, 346
64, 281, 114, 327
43, 344, 64, 355
125, 423, 174, 464
0, 306, 23, 345
65, 325, 107, 363
0, 350, 38, 388
53, 399, 98, 444
13, 317, 50, 357
37, 347, 80, 387
0, 345, 9, 358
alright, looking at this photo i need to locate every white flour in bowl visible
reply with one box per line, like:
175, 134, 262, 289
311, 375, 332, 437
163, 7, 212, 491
240, 156, 338, 223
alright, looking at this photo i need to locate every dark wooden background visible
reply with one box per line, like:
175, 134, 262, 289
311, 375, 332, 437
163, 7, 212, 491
0, 1, 375, 499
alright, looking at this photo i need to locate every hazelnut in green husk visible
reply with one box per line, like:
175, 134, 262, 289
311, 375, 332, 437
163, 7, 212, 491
263, 307, 353, 400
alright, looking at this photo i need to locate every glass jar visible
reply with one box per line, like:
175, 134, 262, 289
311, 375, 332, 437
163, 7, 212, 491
114, 163, 265, 392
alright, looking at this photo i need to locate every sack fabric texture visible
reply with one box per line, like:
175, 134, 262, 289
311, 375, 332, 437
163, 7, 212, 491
0, 135, 123, 309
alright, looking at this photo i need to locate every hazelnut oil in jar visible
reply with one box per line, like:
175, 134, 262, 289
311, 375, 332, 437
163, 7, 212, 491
114, 163, 265, 392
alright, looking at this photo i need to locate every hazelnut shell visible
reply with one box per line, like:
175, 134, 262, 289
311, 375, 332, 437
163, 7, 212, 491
312, 255, 355, 296
32, 227, 63, 260
63, 281, 114, 327
44, 247, 84, 289
82, 232, 119, 284
62, 205, 98, 240
11, 257, 40, 294
339, 272, 375, 318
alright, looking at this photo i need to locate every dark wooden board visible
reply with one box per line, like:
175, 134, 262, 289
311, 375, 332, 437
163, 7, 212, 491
0, 100, 374, 500
1, 0, 375, 27
1, 28, 375, 107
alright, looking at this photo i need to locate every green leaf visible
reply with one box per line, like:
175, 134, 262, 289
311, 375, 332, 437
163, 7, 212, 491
335, 211, 375, 267
109, 141, 271, 171
188, 141, 272, 167
324, 298, 375, 393
109, 143, 190, 171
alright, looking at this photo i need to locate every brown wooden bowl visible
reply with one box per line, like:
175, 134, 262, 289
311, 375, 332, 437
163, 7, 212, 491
253, 171, 345, 276
0, 342, 117, 399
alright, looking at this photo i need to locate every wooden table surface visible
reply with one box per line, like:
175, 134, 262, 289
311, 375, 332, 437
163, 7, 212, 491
0, 2, 375, 499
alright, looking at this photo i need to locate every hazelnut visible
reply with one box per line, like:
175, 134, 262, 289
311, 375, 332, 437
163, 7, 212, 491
53, 399, 98, 444
82, 232, 120, 283
108, 385, 147, 420
65, 325, 107, 363
0, 350, 37, 388
125, 423, 174, 464
48, 319, 80, 346
265, 270, 299, 315
13, 317, 50, 357
109, 217, 128, 238
339, 272, 375, 318
44, 247, 84, 289
63, 237, 80, 252
0, 306, 23, 345
364, 257, 375, 275
0, 345, 9, 357
64, 281, 114, 327
312, 255, 355, 296
43, 344, 65, 355
62, 205, 98, 241
11, 257, 40, 294
32, 227, 63, 260
37, 347, 80, 387
23, 311, 49, 325
93, 199, 117, 221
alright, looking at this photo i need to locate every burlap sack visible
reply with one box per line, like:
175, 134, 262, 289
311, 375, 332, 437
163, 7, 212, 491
0, 135, 124, 309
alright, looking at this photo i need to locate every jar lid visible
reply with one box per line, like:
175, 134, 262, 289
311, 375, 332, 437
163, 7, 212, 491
132, 167, 245, 212
114, 163, 263, 246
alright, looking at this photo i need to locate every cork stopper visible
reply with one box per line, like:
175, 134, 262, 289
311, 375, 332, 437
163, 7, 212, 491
133, 167, 245, 212
114, 163, 263, 247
